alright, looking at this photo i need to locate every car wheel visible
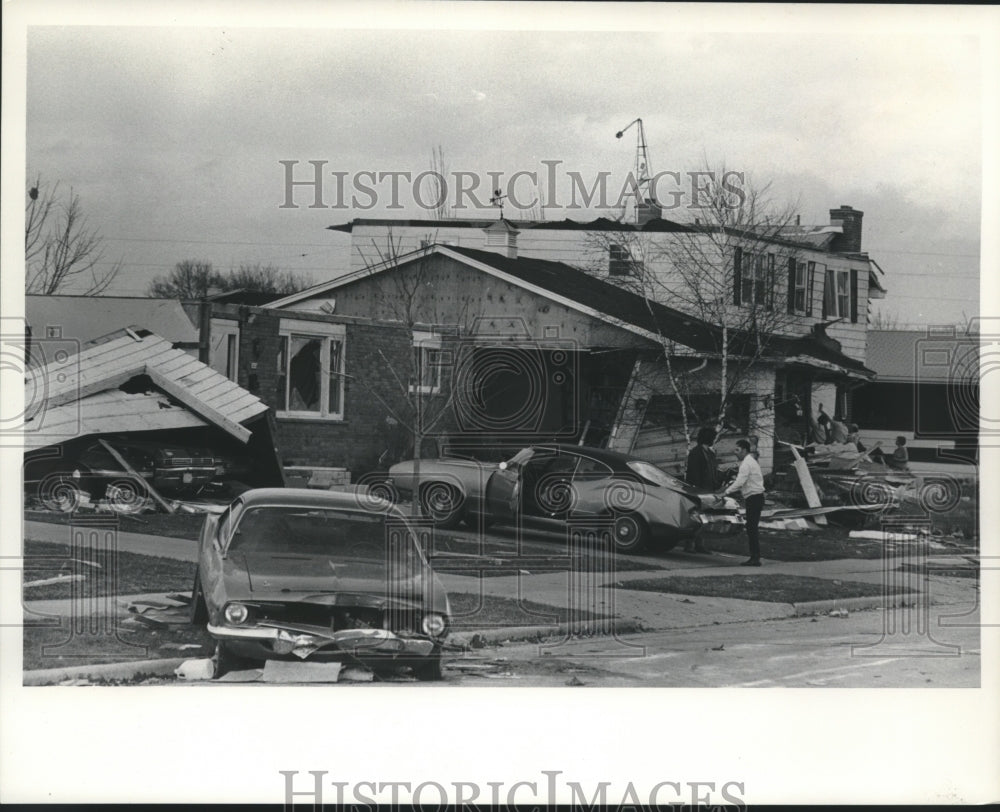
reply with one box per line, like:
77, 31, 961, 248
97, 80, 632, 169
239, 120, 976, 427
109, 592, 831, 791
38, 473, 83, 513
105, 477, 147, 513
189, 571, 208, 625
609, 512, 650, 554
213, 641, 255, 677
419, 483, 465, 528
412, 654, 444, 681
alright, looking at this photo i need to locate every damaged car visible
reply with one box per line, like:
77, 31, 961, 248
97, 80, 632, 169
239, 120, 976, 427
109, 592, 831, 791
389, 444, 722, 554
190, 488, 451, 680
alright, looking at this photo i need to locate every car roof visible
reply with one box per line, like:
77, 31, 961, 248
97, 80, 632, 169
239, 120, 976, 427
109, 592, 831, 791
530, 444, 642, 471
237, 486, 397, 512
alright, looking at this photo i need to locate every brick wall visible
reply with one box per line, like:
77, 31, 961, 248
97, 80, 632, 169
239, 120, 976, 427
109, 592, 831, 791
229, 306, 425, 476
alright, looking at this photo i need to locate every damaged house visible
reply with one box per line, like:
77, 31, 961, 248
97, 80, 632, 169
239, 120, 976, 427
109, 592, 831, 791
301, 207, 883, 474
23, 322, 282, 513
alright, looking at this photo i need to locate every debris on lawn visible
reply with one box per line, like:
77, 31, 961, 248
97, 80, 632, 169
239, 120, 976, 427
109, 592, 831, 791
828, 608, 849, 618
341, 667, 375, 682
565, 675, 585, 686
165, 592, 193, 605
216, 669, 264, 683
175, 658, 216, 680
161, 642, 205, 651
849, 530, 922, 542
262, 660, 344, 683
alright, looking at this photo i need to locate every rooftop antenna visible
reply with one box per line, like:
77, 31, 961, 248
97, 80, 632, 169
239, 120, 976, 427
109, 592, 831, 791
616, 117, 655, 222
489, 188, 507, 219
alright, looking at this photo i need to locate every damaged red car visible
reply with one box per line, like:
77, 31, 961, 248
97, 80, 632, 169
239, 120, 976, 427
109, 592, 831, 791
190, 488, 451, 680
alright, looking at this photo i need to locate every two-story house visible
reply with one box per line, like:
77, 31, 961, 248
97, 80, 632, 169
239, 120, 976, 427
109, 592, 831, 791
308, 205, 883, 474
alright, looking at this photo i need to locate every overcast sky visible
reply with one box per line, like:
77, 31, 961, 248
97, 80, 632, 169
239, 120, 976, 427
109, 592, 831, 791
23, 16, 986, 325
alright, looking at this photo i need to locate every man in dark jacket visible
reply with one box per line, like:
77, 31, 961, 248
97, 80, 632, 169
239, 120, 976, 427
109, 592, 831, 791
683, 426, 719, 553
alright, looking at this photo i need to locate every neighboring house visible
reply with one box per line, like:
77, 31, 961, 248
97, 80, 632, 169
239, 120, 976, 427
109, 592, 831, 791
849, 328, 979, 464
317, 206, 884, 474
269, 236, 876, 475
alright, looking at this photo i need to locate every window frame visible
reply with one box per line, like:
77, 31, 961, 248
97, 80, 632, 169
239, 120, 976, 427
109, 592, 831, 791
608, 243, 642, 276
410, 330, 443, 395
275, 318, 346, 421
209, 318, 240, 382
823, 268, 851, 318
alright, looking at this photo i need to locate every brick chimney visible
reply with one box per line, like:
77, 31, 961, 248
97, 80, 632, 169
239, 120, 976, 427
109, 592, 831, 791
829, 205, 864, 253
483, 219, 520, 259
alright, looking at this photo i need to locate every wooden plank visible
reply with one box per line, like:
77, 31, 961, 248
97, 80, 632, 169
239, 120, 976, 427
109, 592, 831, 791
147, 368, 252, 443
98, 438, 175, 514
787, 443, 826, 526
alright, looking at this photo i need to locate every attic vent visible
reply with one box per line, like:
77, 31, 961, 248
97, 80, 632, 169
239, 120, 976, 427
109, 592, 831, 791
484, 231, 507, 248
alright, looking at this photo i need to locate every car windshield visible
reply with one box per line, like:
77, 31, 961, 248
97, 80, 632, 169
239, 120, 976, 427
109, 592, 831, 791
627, 460, 688, 490
228, 506, 422, 564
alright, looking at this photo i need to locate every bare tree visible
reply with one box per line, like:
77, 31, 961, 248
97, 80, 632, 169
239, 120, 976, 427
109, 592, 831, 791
148, 260, 307, 298
225, 263, 308, 295
25, 176, 123, 295
868, 308, 901, 330
148, 260, 223, 298
587, 166, 803, 453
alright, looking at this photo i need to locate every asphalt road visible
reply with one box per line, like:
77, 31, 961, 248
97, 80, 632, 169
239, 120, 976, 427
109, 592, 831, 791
441, 604, 982, 688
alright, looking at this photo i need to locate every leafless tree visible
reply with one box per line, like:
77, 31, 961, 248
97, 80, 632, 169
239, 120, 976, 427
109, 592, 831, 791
868, 308, 901, 330
148, 260, 224, 298
587, 166, 804, 450
148, 260, 307, 298
225, 263, 308, 295
25, 176, 123, 295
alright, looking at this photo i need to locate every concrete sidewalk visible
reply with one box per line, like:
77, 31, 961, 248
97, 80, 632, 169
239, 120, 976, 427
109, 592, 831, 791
23, 519, 976, 635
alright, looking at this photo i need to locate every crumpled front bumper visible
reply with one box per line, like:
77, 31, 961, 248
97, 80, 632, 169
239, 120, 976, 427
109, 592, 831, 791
207, 623, 438, 663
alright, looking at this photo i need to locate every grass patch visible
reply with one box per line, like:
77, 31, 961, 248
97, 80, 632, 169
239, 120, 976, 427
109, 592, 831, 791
25, 509, 207, 541
433, 554, 661, 578
448, 593, 609, 629
22, 622, 212, 672
701, 527, 886, 561
23, 539, 195, 600
611, 573, 913, 604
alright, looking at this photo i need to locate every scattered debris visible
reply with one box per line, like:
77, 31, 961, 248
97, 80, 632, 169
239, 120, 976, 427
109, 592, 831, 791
216, 669, 263, 683
565, 675, 585, 686
165, 592, 193, 605
262, 660, 343, 683
849, 530, 922, 542
340, 667, 375, 682
161, 643, 204, 651
58, 678, 92, 686
828, 608, 849, 618
711, 644, 725, 651
23, 574, 85, 589
175, 658, 216, 680
132, 614, 168, 629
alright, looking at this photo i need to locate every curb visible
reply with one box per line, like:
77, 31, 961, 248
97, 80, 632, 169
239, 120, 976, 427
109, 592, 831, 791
23, 657, 186, 686
451, 618, 645, 646
791, 593, 919, 616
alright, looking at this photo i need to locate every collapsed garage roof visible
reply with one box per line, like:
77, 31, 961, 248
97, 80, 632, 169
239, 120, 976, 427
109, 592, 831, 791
26, 328, 268, 449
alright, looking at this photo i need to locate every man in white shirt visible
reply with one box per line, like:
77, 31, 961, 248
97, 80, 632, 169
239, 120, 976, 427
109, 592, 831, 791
720, 438, 765, 566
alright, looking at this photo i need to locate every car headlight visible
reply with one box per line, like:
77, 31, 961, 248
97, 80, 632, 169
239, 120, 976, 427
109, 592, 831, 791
421, 613, 447, 637
224, 602, 249, 624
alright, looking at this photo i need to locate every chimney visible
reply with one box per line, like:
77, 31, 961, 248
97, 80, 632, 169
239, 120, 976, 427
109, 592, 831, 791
829, 205, 864, 253
482, 219, 519, 259
637, 197, 663, 227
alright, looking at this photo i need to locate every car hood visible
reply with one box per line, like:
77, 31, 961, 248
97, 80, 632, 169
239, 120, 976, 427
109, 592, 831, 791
225, 551, 448, 610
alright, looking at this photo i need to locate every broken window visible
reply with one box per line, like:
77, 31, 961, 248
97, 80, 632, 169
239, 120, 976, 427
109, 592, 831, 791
277, 320, 346, 419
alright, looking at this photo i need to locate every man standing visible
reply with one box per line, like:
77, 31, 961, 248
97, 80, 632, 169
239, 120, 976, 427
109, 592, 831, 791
683, 426, 718, 554
720, 438, 765, 567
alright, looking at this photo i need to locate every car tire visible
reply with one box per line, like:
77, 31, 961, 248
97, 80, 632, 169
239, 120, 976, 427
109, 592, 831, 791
609, 512, 650, 554
190, 571, 209, 626
419, 483, 465, 529
38, 473, 83, 513
214, 641, 255, 677
412, 653, 444, 681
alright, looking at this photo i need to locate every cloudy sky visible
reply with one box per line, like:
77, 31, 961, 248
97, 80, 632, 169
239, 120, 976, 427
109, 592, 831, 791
20, 9, 988, 326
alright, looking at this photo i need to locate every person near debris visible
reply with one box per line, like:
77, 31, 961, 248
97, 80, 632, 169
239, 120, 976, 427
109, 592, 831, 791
814, 403, 832, 444
846, 423, 865, 451
720, 438, 765, 567
683, 427, 718, 553
870, 435, 909, 471
829, 415, 849, 444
